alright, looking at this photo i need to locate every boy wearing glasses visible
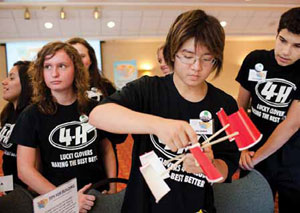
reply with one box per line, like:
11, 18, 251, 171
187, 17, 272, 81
90, 9, 240, 213
236, 7, 300, 212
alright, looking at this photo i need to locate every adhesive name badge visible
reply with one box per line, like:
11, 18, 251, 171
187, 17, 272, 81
190, 119, 213, 135
140, 163, 170, 203
0, 175, 14, 192
248, 69, 267, 82
140, 151, 169, 179
80, 123, 96, 133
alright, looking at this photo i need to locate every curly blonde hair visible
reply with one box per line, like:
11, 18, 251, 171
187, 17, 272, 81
30, 41, 90, 115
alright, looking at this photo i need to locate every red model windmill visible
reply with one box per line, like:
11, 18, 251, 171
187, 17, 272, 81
140, 108, 262, 202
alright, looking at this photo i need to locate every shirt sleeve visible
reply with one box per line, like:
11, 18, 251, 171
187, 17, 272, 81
100, 76, 153, 144
104, 81, 117, 96
8, 105, 39, 148
235, 51, 256, 92
88, 100, 127, 145
101, 76, 150, 112
293, 86, 300, 100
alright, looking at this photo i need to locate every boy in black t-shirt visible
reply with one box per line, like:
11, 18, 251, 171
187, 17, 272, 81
90, 10, 240, 213
236, 7, 300, 212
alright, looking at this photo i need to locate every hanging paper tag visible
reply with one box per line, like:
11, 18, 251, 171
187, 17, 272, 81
0, 175, 14, 192
140, 151, 169, 179
140, 163, 170, 203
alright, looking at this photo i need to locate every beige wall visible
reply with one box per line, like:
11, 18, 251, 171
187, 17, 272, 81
101, 40, 164, 80
102, 39, 275, 98
208, 39, 275, 98
0, 45, 7, 112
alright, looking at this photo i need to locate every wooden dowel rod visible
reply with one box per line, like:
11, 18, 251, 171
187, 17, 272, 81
202, 132, 239, 149
202, 124, 230, 145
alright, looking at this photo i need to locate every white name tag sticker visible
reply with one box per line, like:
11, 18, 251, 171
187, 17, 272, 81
140, 151, 169, 179
140, 163, 170, 203
0, 175, 14, 192
190, 119, 213, 135
80, 122, 96, 133
248, 69, 267, 82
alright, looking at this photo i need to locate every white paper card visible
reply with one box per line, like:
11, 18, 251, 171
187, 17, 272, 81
248, 69, 267, 82
33, 178, 78, 213
190, 119, 213, 135
140, 163, 170, 203
80, 122, 96, 133
140, 151, 169, 179
0, 175, 13, 192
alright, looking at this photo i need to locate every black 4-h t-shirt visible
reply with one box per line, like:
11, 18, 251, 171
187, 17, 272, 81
236, 49, 300, 151
9, 101, 108, 190
0, 109, 25, 186
102, 74, 240, 213
281, 86, 300, 167
295, 87, 300, 100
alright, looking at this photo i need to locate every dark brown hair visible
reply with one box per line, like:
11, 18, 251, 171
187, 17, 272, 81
30, 41, 89, 115
1, 61, 32, 126
278, 7, 300, 35
164, 9, 225, 77
66, 37, 113, 97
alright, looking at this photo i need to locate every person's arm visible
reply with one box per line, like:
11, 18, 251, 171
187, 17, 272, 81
17, 145, 56, 194
100, 137, 117, 194
17, 145, 96, 213
251, 100, 300, 167
237, 86, 251, 110
89, 103, 198, 152
183, 147, 228, 183
236, 85, 255, 170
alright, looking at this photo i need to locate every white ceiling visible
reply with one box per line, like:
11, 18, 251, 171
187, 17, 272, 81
0, 0, 299, 42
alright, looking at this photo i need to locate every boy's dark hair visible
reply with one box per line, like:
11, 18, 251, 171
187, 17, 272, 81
278, 7, 300, 35
164, 9, 225, 77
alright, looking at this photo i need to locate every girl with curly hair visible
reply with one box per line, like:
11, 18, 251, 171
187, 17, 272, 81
10, 41, 117, 212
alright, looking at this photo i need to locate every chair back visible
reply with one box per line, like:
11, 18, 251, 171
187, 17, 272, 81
0, 184, 33, 213
213, 169, 274, 213
86, 178, 128, 213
